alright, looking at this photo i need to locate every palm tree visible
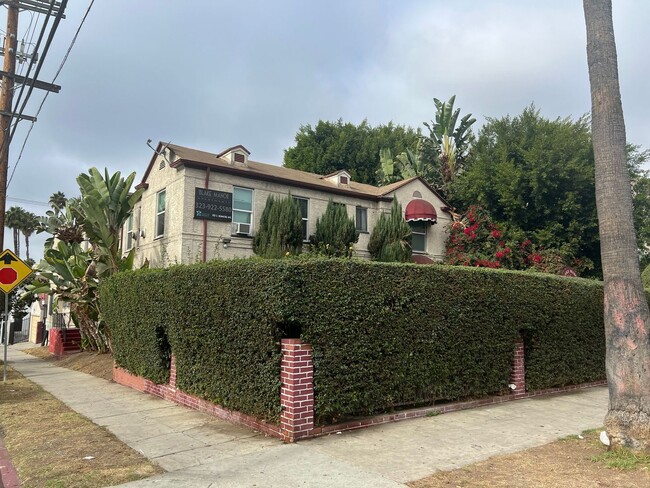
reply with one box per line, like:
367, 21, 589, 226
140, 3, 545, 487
5, 206, 25, 256
49, 191, 67, 212
21, 211, 39, 261
584, 0, 650, 450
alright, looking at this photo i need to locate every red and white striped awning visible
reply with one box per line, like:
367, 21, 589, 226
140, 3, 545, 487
405, 199, 437, 223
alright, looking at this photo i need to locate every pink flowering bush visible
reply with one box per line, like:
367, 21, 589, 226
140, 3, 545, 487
446, 206, 591, 275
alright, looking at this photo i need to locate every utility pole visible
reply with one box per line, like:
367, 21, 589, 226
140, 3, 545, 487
0, 3, 18, 250
0, 1, 65, 250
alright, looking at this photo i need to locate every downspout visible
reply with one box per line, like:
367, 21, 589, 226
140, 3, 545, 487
202, 167, 211, 262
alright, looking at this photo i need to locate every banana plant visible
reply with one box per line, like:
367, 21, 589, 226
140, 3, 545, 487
26, 167, 145, 352
76, 168, 144, 276
422, 95, 476, 196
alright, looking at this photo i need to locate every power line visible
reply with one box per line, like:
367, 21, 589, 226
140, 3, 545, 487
7, 195, 49, 206
0, 1, 55, 162
7, 0, 94, 188
8, 0, 66, 144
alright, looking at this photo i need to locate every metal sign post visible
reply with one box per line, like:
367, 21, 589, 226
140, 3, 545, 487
3, 292, 7, 382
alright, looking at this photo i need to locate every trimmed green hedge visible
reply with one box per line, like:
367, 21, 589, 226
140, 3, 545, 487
101, 268, 172, 384
101, 259, 614, 425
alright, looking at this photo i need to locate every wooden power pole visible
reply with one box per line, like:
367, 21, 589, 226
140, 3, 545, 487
0, 1, 65, 251
0, 3, 18, 250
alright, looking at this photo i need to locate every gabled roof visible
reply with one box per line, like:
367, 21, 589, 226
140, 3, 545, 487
136, 142, 451, 208
216, 145, 250, 157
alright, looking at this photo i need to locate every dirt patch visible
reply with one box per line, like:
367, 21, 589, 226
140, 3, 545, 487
0, 365, 163, 487
23, 347, 114, 381
409, 430, 650, 488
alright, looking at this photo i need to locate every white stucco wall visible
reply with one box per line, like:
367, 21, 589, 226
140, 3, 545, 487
129, 152, 450, 267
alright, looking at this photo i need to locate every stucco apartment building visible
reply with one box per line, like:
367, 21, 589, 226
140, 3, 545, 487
127, 142, 452, 267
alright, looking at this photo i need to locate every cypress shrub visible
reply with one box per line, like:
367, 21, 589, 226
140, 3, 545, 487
368, 199, 412, 262
253, 194, 303, 258
310, 200, 358, 257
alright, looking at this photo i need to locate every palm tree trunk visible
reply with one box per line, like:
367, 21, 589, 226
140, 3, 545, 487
13, 228, 19, 257
584, 0, 650, 450
24, 234, 30, 261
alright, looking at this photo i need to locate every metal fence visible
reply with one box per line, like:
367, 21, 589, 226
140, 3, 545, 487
12, 314, 31, 343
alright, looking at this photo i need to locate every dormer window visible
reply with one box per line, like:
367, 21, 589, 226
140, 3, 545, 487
217, 145, 251, 166
322, 170, 352, 187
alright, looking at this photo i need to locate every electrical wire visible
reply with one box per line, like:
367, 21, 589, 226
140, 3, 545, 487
6, 195, 49, 206
0, 1, 56, 161
8, 0, 67, 144
7, 0, 95, 189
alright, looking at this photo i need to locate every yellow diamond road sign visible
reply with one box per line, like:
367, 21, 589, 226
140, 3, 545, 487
0, 249, 33, 294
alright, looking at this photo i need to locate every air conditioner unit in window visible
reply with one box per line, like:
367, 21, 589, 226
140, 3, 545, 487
232, 222, 252, 235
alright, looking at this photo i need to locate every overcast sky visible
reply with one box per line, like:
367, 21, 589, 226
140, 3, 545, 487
4, 0, 649, 261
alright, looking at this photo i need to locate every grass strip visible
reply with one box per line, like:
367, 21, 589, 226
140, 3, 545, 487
0, 363, 163, 488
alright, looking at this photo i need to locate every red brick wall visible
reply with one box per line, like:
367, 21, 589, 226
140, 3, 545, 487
510, 336, 526, 398
113, 355, 282, 439
280, 339, 314, 442
113, 337, 606, 443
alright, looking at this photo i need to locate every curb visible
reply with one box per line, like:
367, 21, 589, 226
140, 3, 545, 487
0, 437, 20, 488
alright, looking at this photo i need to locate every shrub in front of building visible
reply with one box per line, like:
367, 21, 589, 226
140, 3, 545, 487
310, 200, 359, 257
252, 195, 304, 258
101, 260, 612, 425
367, 200, 412, 262
101, 268, 172, 384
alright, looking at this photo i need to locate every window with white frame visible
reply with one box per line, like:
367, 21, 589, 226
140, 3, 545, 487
155, 190, 166, 238
232, 187, 253, 227
410, 221, 427, 253
293, 196, 309, 241
355, 206, 368, 232
125, 213, 134, 250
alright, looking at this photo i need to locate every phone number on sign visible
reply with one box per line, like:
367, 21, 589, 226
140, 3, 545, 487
196, 203, 231, 212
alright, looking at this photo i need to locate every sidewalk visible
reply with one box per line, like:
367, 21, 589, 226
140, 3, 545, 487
6, 343, 608, 487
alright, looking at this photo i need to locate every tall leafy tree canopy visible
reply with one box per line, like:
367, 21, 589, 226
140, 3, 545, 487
451, 106, 601, 273
628, 145, 650, 268
283, 119, 419, 185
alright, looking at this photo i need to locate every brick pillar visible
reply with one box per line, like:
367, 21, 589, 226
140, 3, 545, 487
510, 336, 526, 397
169, 354, 177, 388
280, 338, 314, 442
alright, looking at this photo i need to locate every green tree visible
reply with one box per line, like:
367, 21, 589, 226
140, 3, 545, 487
20, 211, 39, 262
642, 263, 650, 289
451, 106, 601, 275
48, 191, 67, 212
627, 145, 650, 267
421, 95, 476, 197
253, 195, 304, 258
284, 120, 420, 185
585, 0, 650, 450
310, 200, 358, 257
367, 200, 412, 262
5, 206, 26, 257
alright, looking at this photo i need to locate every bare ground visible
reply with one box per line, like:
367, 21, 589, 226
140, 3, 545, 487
409, 430, 650, 488
0, 364, 163, 488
